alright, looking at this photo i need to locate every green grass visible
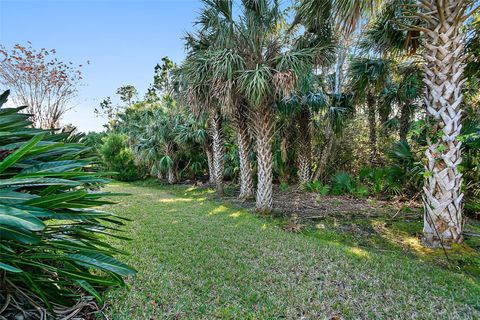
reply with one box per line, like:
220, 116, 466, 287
103, 182, 480, 319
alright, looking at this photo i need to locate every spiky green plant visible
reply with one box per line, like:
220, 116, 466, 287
0, 90, 135, 318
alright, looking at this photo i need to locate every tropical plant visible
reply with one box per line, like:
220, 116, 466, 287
331, 171, 356, 195
348, 57, 392, 162
100, 133, 138, 181
296, 0, 479, 246
234, 0, 319, 212
0, 90, 135, 318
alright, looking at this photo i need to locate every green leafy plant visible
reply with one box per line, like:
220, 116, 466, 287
331, 171, 356, 195
279, 181, 290, 192
303, 180, 322, 192
0, 90, 135, 318
355, 184, 370, 198
100, 133, 138, 181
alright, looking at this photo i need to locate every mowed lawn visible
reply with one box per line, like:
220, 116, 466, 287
103, 182, 479, 319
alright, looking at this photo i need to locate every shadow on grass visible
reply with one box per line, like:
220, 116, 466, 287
118, 179, 480, 280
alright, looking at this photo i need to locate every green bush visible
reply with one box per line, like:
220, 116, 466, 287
355, 184, 370, 198
100, 133, 138, 181
331, 171, 356, 195
279, 181, 290, 191
0, 90, 135, 317
304, 180, 330, 195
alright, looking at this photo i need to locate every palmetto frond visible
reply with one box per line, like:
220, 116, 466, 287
359, 0, 421, 56
296, 0, 383, 35
348, 56, 392, 98
239, 64, 273, 107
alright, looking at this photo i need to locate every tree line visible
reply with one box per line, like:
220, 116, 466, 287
91, 0, 479, 249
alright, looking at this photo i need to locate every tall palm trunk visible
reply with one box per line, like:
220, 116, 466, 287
167, 167, 176, 184
399, 102, 411, 142
254, 106, 275, 213
205, 145, 215, 184
234, 107, 254, 200
313, 121, 334, 183
210, 110, 224, 196
165, 144, 177, 185
156, 171, 163, 181
297, 108, 311, 186
421, 6, 466, 247
367, 92, 377, 163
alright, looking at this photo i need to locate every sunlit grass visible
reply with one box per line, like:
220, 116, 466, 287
103, 182, 480, 319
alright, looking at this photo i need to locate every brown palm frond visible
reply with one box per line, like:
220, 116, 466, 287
273, 70, 297, 99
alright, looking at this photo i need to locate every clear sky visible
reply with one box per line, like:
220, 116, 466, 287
0, 0, 203, 132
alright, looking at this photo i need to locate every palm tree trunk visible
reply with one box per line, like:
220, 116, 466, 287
313, 121, 334, 183
297, 108, 311, 186
254, 106, 275, 213
167, 166, 176, 184
399, 102, 411, 142
421, 12, 465, 247
205, 145, 215, 184
210, 110, 224, 196
165, 145, 177, 184
234, 107, 254, 200
367, 92, 377, 164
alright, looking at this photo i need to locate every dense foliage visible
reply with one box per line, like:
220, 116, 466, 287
100, 133, 138, 181
89, 1, 479, 247
0, 90, 134, 318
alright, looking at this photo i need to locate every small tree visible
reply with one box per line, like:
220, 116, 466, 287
0, 43, 84, 129
116, 85, 138, 106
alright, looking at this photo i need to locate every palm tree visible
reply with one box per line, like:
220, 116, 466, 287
313, 89, 354, 182
236, 0, 316, 212
135, 106, 179, 184
175, 113, 212, 181
297, 0, 479, 246
280, 73, 329, 186
197, 0, 255, 200
179, 0, 252, 197
348, 57, 392, 163
380, 62, 423, 141
178, 36, 226, 195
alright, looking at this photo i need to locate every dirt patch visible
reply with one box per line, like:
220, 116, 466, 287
218, 184, 422, 220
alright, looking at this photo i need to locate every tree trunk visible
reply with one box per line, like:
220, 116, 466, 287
367, 92, 377, 164
253, 106, 275, 213
313, 121, 334, 183
167, 166, 176, 184
210, 110, 224, 196
399, 102, 411, 142
297, 108, 311, 186
234, 107, 254, 200
205, 145, 215, 184
421, 10, 465, 247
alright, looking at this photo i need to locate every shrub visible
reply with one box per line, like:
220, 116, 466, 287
304, 181, 331, 195
0, 91, 135, 317
355, 184, 370, 198
279, 181, 290, 191
331, 171, 356, 195
303, 180, 322, 192
100, 133, 138, 181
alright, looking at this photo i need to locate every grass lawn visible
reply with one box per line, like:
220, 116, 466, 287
102, 181, 480, 319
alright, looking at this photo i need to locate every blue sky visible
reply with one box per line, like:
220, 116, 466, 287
0, 0, 203, 132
